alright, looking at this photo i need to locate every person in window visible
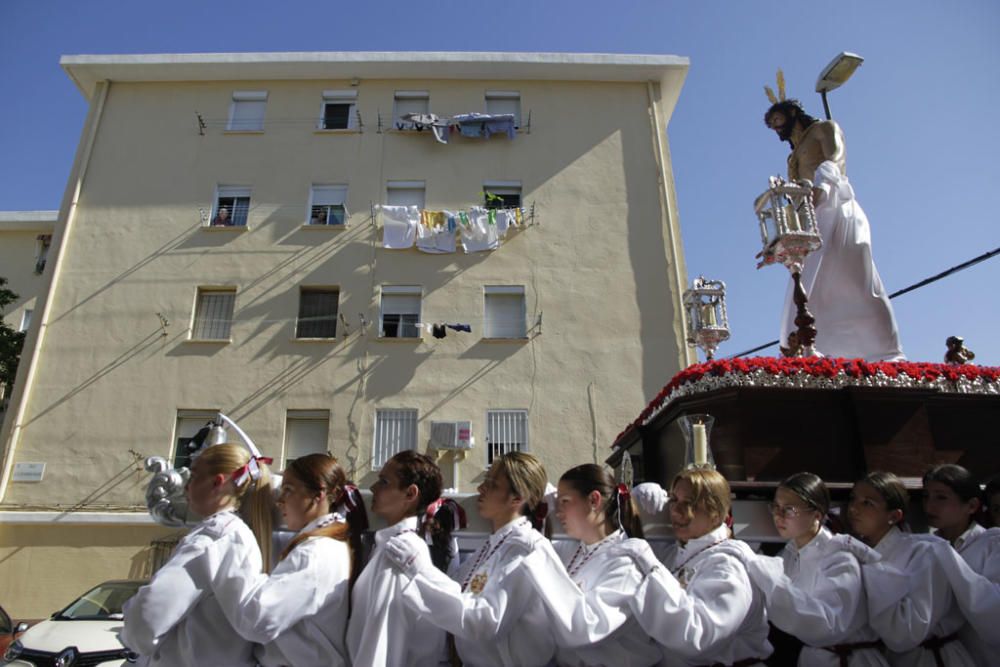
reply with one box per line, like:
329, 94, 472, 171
212, 206, 233, 226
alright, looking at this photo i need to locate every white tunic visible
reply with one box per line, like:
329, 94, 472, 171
949, 523, 1000, 665
209, 513, 351, 667
779, 160, 904, 362
747, 527, 888, 666
866, 527, 975, 667
629, 524, 772, 666
519, 530, 662, 667
122, 510, 260, 667
399, 516, 559, 667
346, 515, 447, 667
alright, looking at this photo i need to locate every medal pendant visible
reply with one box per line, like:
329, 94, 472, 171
469, 572, 488, 595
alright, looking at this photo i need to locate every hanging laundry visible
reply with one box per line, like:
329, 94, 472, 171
460, 206, 500, 253
446, 323, 472, 333
451, 113, 516, 140
495, 209, 519, 238
484, 114, 517, 139
398, 112, 451, 144
432, 324, 447, 339
417, 210, 457, 254
379, 205, 419, 249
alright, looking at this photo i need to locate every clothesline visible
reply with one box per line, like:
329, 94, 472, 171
397, 112, 517, 144
375, 204, 531, 254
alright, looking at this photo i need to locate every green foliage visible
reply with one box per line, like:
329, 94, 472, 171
0, 277, 26, 392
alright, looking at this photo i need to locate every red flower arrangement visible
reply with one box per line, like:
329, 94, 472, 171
612, 357, 1000, 449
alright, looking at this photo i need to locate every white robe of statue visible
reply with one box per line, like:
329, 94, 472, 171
780, 160, 905, 361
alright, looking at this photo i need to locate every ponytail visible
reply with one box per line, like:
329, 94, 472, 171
561, 465, 644, 539
424, 497, 467, 573
280, 454, 362, 584
239, 460, 275, 571
195, 443, 276, 572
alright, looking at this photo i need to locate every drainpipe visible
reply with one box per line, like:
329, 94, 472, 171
646, 80, 693, 368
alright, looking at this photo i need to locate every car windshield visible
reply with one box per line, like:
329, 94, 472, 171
55, 581, 144, 621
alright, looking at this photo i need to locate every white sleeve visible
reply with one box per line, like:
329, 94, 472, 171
630, 553, 753, 657
212, 538, 348, 642
866, 545, 947, 651
400, 549, 534, 642
933, 542, 1000, 643
121, 533, 214, 654
520, 548, 637, 648
748, 551, 864, 645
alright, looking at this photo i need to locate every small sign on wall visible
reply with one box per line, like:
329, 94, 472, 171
12, 462, 45, 482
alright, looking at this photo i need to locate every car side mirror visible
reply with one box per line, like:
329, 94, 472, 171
15, 622, 29, 633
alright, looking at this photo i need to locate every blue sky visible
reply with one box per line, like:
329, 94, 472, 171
1, 0, 998, 366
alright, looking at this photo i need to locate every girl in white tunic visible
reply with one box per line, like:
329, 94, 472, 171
848, 471, 975, 666
122, 443, 274, 667
922, 464, 1000, 665
746, 472, 889, 667
614, 467, 773, 666
385, 451, 561, 667
207, 453, 361, 667
346, 450, 449, 667
518, 463, 661, 667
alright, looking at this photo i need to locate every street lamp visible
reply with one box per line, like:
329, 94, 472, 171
815, 52, 864, 120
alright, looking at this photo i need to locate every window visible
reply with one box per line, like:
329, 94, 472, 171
393, 91, 430, 129
212, 186, 251, 227
386, 181, 426, 209
284, 410, 330, 468
484, 286, 526, 338
380, 286, 421, 338
173, 410, 219, 470
486, 409, 528, 465
483, 181, 522, 209
35, 234, 51, 274
19, 309, 33, 333
320, 90, 357, 130
227, 91, 267, 131
373, 408, 417, 468
297, 288, 339, 338
485, 90, 521, 128
308, 185, 347, 225
192, 288, 236, 340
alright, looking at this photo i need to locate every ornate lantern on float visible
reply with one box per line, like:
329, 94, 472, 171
754, 176, 823, 356
682, 276, 730, 361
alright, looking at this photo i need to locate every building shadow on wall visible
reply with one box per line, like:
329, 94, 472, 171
25, 328, 169, 425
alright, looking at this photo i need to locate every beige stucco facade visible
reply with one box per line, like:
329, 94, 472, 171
0, 52, 690, 617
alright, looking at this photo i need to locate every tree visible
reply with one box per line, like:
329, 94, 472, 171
0, 277, 26, 396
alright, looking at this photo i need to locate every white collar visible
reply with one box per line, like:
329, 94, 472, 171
678, 523, 729, 553
786, 526, 832, 557
580, 529, 624, 553
375, 515, 420, 549
953, 522, 984, 551
297, 512, 339, 536
489, 516, 530, 544
874, 525, 904, 555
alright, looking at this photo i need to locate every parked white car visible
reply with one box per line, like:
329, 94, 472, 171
2, 580, 144, 667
